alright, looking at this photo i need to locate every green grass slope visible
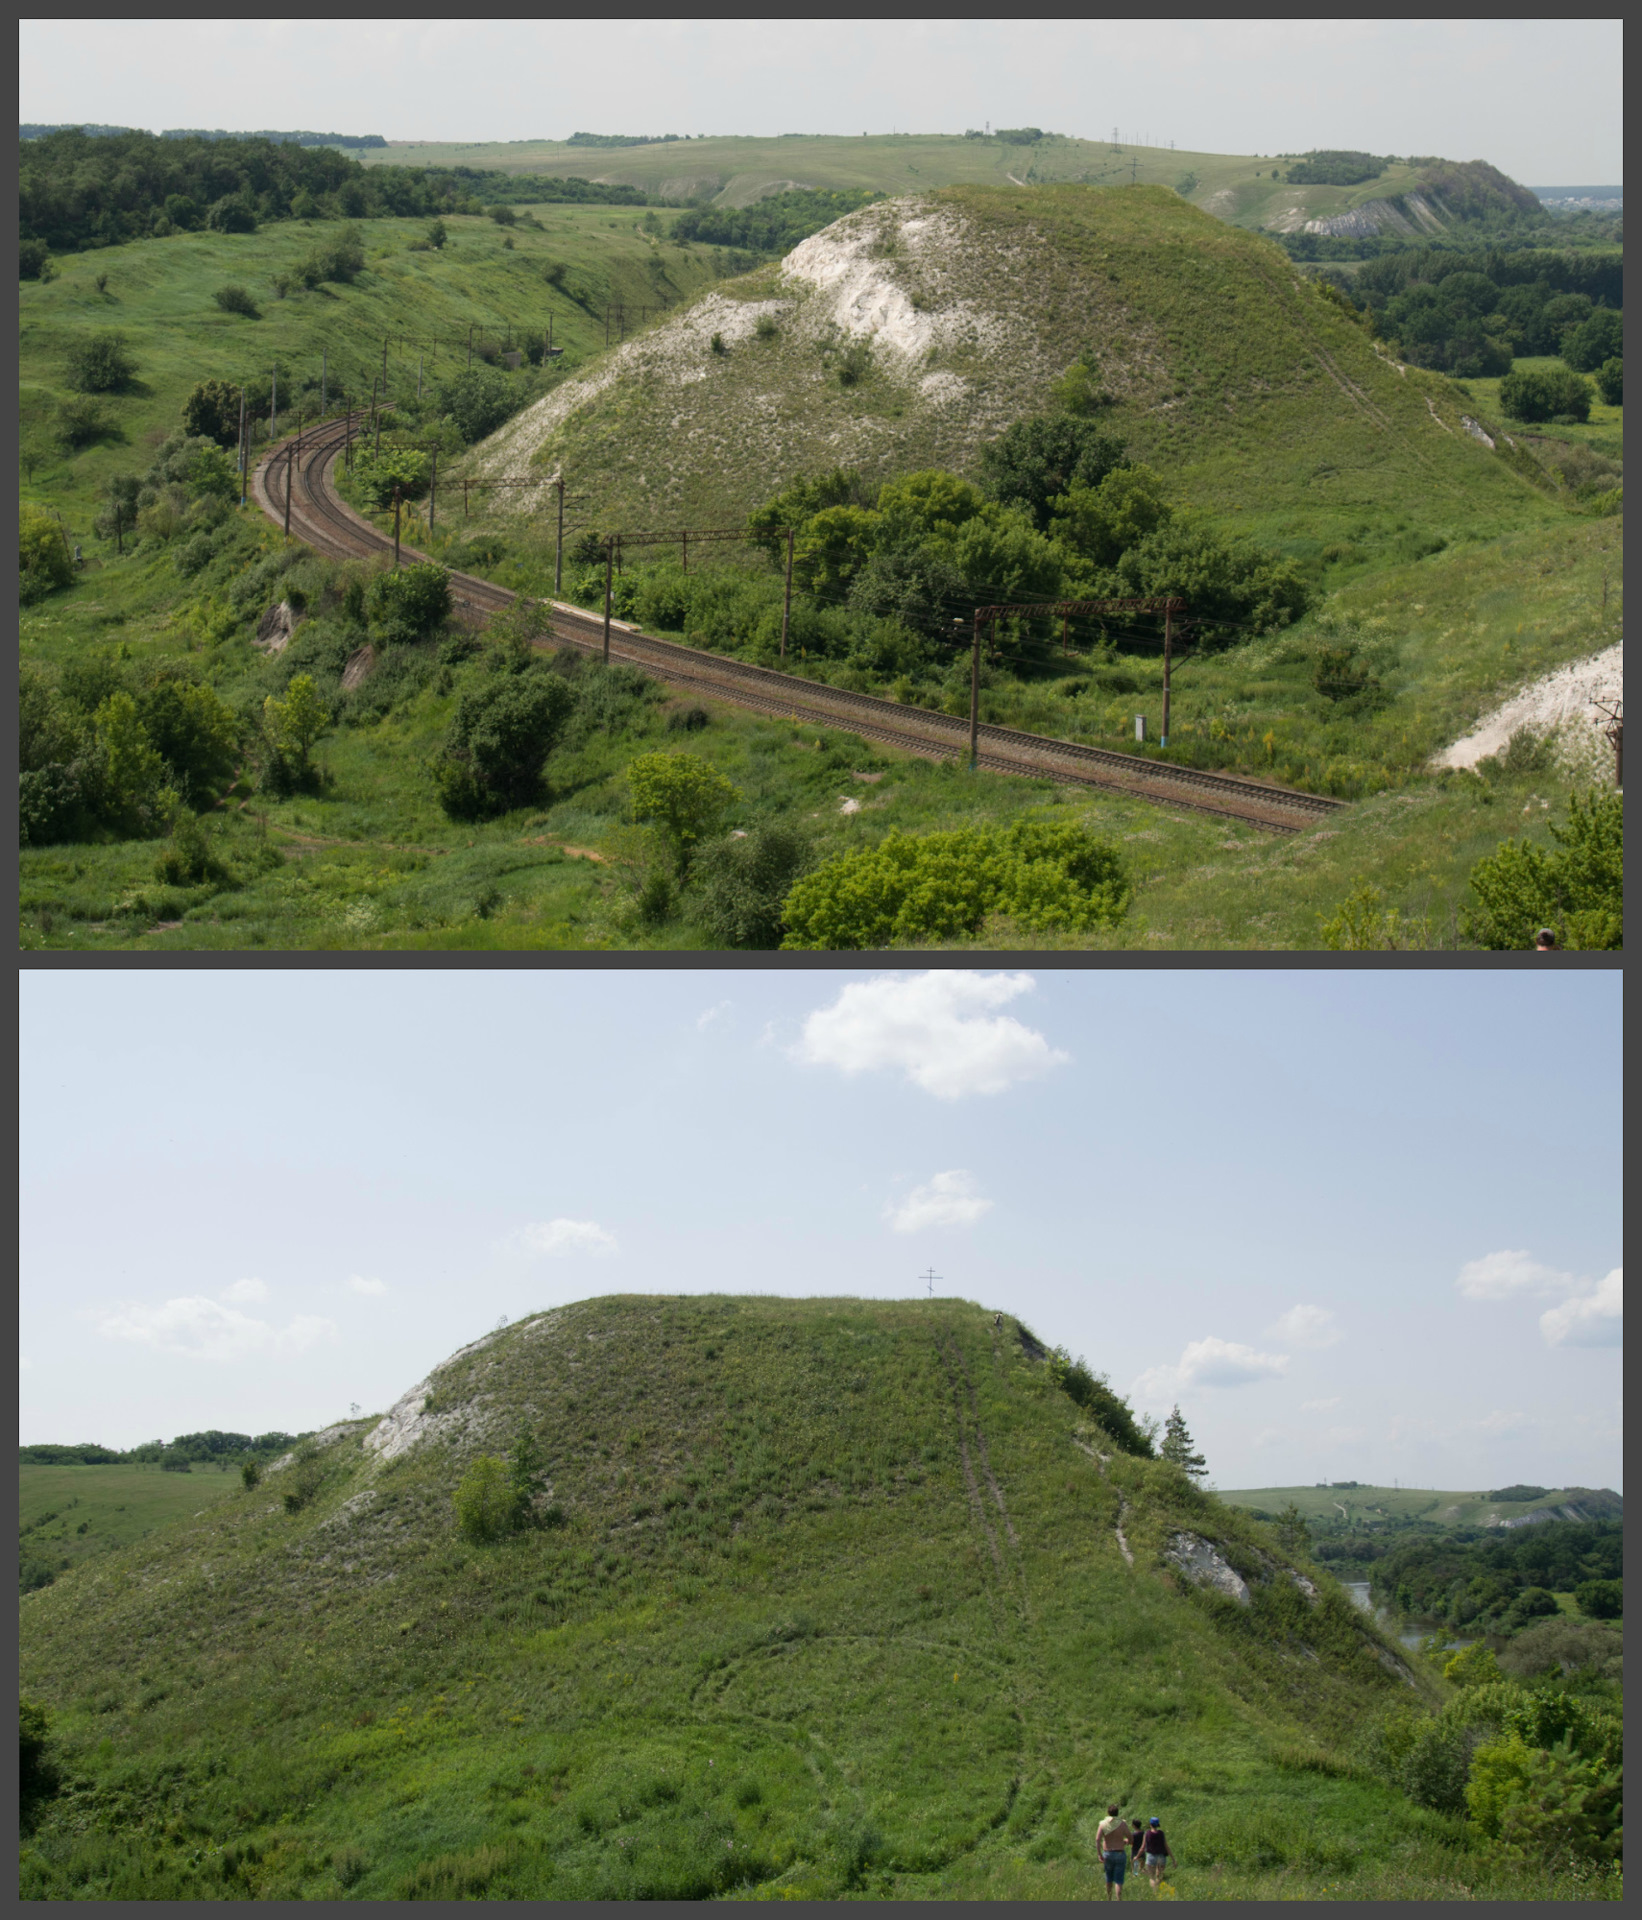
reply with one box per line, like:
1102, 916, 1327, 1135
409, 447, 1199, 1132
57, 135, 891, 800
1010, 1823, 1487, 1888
20, 1464, 240, 1586
19, 208, 736, 536
362, 134, 1527, 239
469, 185, 1550, 550
20, 1293, 1514, 1901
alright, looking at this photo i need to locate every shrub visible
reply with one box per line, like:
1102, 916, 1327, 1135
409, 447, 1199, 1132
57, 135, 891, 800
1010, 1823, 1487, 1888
155, 810, 231, 887
434, 670, 576, 818
836, 340, 871, 386
438, 368, 525, 444
65, 331, 137, 393
296, 227, 364, 288
366, 561, 450, 644
20, 237, 53, 280
213, 283, 259, 319
1593, 356, 1621, 406
206, 194, 257, 233
455, 1456, 517, 1544
709, 331, 727, 356
263, 674, 330, 771
425, 218, 447, 250
181, 378, 243, 449
979, 415, 1128, 529
1573, 1578, 1621, 1620
281, 1452, 324, 1512
1400, 1722, 1475, 1814
627, 752, 741, 875
780, 819, 1132, 949
690, 824, 814, 948
354, 448, 432, 511
240, 1459, 262, 1490
1498, 365, 1592, 425
1559, 307, 1623, 374
55, 395, 113, 450
1462, 789, 1622, 950
20, 505, 74, 602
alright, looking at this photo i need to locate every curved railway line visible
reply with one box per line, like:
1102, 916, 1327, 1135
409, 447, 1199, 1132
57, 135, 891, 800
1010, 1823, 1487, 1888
253, 418, 1348, 835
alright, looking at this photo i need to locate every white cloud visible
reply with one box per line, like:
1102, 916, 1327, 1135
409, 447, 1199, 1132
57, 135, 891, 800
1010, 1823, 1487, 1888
1179, 1336, 1290, 1387
220, 1276, 268, 1303
1540, 1267, 1622, 1348
516, 1218, 619, 1258
885, 1169, 994, 1234
1301, 1396, 1342, 1413
793, 971, 1068, 1100
1267, 1303, 1341, 1349
1457, 1249, 1573, 1300
696, 1001, 732, 1031
85, 1296, 337, 1362
347, 1274, 389, 1297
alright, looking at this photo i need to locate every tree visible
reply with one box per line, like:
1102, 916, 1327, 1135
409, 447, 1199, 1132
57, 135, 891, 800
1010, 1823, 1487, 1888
425, 218, 447, 249
263, 673, 330, 771
20, 505, 75, 602
240, 1458, 262, 1489
978, 415, 1128, 529
1159, 1405, 1207, 1480
1560, 307, 1623, 374
1049, 463, 1173, 569
181, 377, 244, 450
627, 752, 741, 876
690, 824, 814, 948
93, 691, 167, 823
365, 560, 450, 643
1273, 1501, 1311, 1557
454, 1455, 517, 1544
65, 331, 137, 393
1574, 1578, 1621, 1620
434, 670, 576, 818
438, 368, 524, 444
212, 284, 259, 319
1594, 356, 1622, 406
1499, 364, 1592, 425
1462, 790, 1622, 950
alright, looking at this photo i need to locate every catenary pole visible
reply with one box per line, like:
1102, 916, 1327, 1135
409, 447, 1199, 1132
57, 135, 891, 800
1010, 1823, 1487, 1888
780, 528, 794, 660
238, 388, 247, 505
554, 477, 565, 592
393, 486, 402, 568
602, 538, 614, 663
428, 448, 437, 537
1161, 602, 1173, 747
970, 611, 983, 770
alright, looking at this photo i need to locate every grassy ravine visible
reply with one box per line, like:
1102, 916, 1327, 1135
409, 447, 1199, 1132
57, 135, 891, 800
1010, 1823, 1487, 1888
360, 133, 1501, 240
18, 1295, 1598, 1902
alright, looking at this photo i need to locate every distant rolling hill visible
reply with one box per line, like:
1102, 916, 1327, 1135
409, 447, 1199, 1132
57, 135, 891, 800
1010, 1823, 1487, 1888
23, 1294, 1450, 1900
1221, 1484, 1623, 1530
362, 132, 1541, 241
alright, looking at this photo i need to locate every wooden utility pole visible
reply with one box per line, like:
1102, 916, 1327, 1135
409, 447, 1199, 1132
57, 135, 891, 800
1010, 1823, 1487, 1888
554, 476, 565, 592
602, 538, 614, 663
1161, 602, 1173, 746
970, 610, 984, 770
780, 528, 794, 660
392, 485, 402, 568
270, 367, 277, 444
283, 440, 294, 539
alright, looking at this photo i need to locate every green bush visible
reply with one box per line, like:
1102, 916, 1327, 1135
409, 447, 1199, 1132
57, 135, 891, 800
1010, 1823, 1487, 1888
20, 237, 53, 280
366, 561, 450, 644
780, 819, 1132, 949
155, 810, 232, 888
354, 448, 432, 511
1499, 364, 1592, 424
1462, 789, 1622, 949
212, 283, 259, 319
1593, 356, 1621, 405
455, 1455, 518, 1544
240, 1458, 262, 1490
1560, 307, 1623, 374
438, 367, 526, 444
296, 227, 364, 288
434, 669, 576, 818
20, 505, 75, 602
978, 414, 1128, 529
55, 394, 113, 450
1573, 1578, 1621, 1620
65, 330, 137, 393
281, 1451, 325, 1513
627, 752, 741, 876
181, 378, 242, 448
689, 824, 814, 948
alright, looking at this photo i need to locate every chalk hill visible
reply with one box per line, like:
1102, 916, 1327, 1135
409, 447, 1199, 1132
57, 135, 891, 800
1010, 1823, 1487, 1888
21, 1294, 1436, 1899
470, 185, 1542, 545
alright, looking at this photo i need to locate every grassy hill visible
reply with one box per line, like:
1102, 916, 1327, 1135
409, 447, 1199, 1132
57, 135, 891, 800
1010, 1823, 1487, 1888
19, 1463, 240, 1590
361, 133, 1535, 240
467, 184, 1547, 548
1222, 1485, 1624, 1529
23, 1291, 1567, 1901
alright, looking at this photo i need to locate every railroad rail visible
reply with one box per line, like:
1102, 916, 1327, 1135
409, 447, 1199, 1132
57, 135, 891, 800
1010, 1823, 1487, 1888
252, 418, 1347, 835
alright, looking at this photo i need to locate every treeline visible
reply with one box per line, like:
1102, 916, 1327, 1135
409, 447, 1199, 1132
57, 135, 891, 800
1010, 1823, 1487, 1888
19, 128, 657, 259
21, 1430, 301, 1468
673, 187, 883, 254
20, 124, 387, 147
1367, 1521, 1622, 1635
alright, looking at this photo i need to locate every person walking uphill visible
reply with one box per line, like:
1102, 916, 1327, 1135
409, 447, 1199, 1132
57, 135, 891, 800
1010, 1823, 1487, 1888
1140, 1817, 1174, 1891
1094, 1806, 1135, 1899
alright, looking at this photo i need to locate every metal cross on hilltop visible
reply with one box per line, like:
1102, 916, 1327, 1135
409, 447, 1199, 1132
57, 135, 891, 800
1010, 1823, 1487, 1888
921, 1268, 942, 1297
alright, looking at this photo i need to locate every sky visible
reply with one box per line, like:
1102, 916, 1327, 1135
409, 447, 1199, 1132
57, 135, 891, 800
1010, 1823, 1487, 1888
19, 968, 1621, 1495
19, 19, 1622, 184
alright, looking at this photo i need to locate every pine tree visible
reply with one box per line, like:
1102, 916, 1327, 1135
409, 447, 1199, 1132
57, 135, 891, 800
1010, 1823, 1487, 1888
1160, 1405, 1207, 1480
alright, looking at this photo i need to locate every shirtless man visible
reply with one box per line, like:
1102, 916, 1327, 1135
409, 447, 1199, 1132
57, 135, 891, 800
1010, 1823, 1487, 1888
1094, 1805, 1134, 1900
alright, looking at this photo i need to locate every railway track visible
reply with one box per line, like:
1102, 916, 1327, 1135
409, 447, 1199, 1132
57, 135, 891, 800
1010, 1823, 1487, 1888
253, 418, 1347, 835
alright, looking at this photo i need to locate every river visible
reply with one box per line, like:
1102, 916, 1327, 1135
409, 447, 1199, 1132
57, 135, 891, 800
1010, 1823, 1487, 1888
1343, 1580, 1471, 1652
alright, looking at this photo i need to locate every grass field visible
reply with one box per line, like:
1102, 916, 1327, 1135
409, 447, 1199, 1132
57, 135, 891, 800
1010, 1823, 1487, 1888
20, 1463, 241, 1584
20, 1294, 1615, 1901
359, 132, 1470, 239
